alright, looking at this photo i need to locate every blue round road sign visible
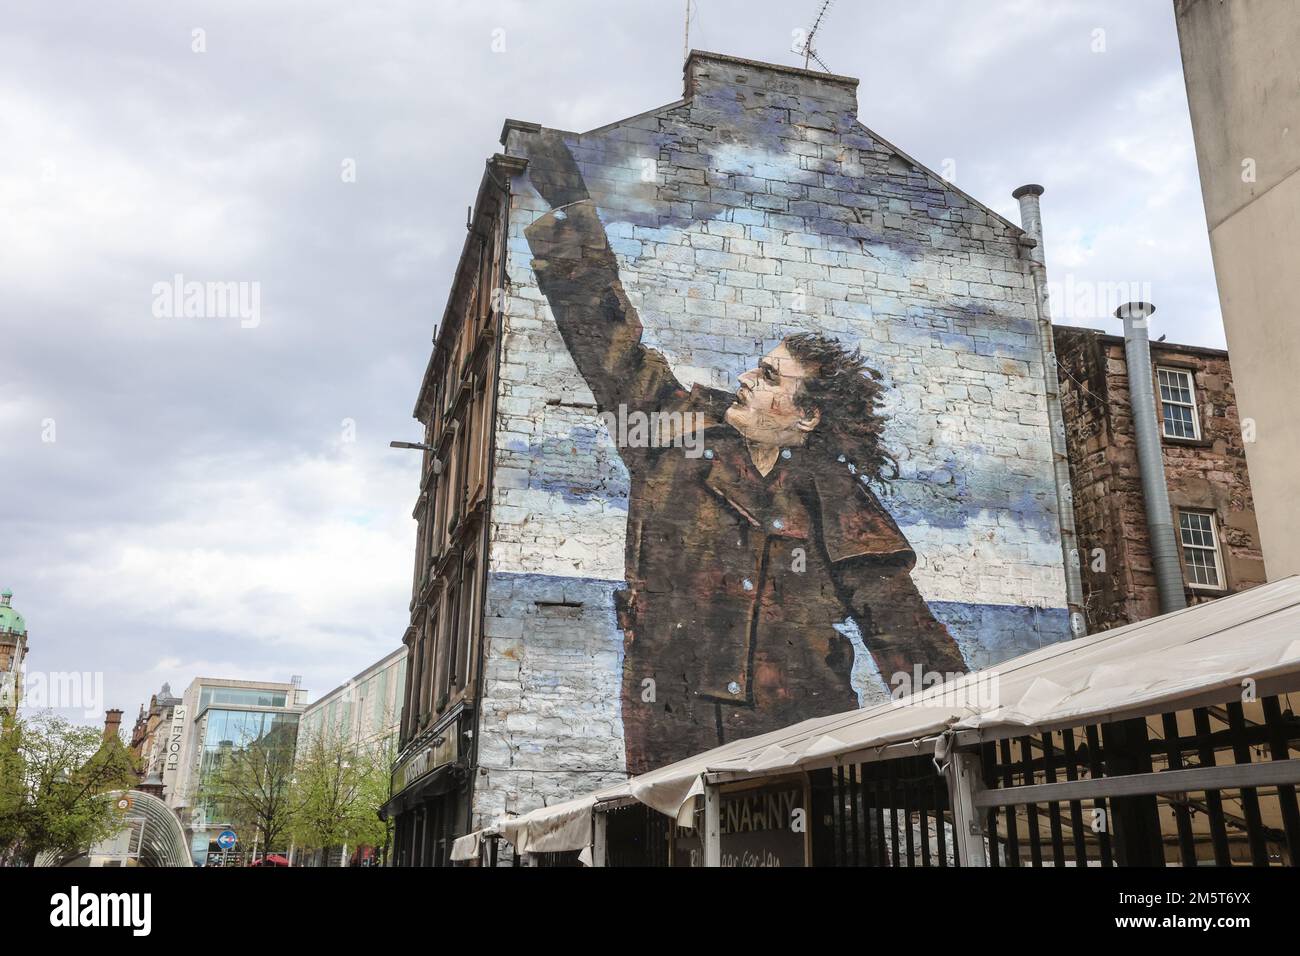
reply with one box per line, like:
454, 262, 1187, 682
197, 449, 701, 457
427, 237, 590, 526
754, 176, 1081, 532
217, 830, 237, 850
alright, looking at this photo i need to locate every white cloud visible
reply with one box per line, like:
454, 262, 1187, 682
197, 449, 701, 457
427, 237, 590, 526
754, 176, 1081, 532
79, 444, 411, 650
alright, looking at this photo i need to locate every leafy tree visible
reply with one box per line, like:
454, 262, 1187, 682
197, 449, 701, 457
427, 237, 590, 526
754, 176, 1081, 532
0, 711, 24, 862
289, 729, 392, 863
0, 711, 137, 866
205, 721, 298, 855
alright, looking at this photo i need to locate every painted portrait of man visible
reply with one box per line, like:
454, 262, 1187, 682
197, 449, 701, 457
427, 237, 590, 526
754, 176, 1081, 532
524, 134, 967, 774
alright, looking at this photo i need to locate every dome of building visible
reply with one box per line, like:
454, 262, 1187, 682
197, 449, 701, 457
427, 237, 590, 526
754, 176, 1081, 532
0, 589, 25, 636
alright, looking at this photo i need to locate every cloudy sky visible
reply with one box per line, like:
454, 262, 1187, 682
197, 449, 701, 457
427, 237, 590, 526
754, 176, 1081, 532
1, 0, 1221, 723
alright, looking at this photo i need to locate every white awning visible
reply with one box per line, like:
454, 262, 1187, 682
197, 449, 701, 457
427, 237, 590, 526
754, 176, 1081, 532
450, 830, 483, 862
450, 824, 501, 862
498, 794, 609, 855
492, 576, 1300, 854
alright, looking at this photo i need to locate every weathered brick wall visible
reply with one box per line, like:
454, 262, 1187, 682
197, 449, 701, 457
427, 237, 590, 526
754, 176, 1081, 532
472, 574, 626, 823
1055, 326, 1265, 631
1055, 328, 1140, 629
473, 53, 1071, 825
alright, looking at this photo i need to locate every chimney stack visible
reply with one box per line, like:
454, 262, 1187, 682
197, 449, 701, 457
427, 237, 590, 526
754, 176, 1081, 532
103, 708, 123, 742
1012, 183, 1047, 260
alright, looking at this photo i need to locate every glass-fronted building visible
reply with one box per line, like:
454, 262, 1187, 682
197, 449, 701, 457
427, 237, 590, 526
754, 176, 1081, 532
298, 647, 406, 752
168, 677, 308, 866
198, 685, 290, 711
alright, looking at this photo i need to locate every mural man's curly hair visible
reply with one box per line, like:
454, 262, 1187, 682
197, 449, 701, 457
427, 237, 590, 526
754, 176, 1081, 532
783, 331, 895, 484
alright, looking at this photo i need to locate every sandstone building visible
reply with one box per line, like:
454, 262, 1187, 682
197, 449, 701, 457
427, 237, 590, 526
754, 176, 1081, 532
1056, 326, 1265, 630
128, 683, 184, 797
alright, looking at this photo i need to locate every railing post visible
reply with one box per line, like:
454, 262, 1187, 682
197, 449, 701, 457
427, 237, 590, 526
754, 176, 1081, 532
592, 808, 607, 868
1100, 718, 1166, 866
702, 782, 721, 867
946, 750, 989, 867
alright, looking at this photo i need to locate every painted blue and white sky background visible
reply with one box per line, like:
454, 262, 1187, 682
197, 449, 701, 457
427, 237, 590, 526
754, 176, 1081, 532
1, 1, 1221, 721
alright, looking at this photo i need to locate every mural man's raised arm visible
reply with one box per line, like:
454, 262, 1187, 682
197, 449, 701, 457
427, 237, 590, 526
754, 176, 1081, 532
525, 202, 680, 416
523, 132, 680, 417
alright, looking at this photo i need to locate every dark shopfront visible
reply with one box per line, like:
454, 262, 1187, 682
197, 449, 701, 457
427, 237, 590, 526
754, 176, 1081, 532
598, 776, 811, 868
384, 723, 470, 867
393, 780, 464, 867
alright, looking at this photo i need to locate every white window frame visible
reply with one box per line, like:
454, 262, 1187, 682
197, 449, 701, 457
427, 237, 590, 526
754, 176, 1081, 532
1157, 366, 1201, 441
1178, 510, 1224, 591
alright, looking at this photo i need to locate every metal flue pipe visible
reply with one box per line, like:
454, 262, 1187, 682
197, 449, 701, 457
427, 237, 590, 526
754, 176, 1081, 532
1115, 302, 1186, 615
1013, 184, 1087, 638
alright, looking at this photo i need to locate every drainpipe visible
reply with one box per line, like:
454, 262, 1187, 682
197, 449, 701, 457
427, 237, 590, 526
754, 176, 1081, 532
1013, 184, 1086, 638
1115, 302, 1187, 615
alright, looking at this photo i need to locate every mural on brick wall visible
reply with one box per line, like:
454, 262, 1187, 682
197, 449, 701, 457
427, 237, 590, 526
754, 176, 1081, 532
478, 59, 1071, 805
525, 136, 965, 773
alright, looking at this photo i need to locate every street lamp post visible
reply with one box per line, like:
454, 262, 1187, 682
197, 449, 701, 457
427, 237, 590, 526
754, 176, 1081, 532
389, 441, 442, 475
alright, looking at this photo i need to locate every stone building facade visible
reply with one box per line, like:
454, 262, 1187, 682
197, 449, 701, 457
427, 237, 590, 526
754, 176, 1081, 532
393, 51, 1081, 862
387, 141, 516, 866
128, 682, 183, 796
1055, 326, 1265, 630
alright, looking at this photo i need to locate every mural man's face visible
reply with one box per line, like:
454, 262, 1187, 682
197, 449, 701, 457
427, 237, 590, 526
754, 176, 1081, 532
725, 342, 822, 448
